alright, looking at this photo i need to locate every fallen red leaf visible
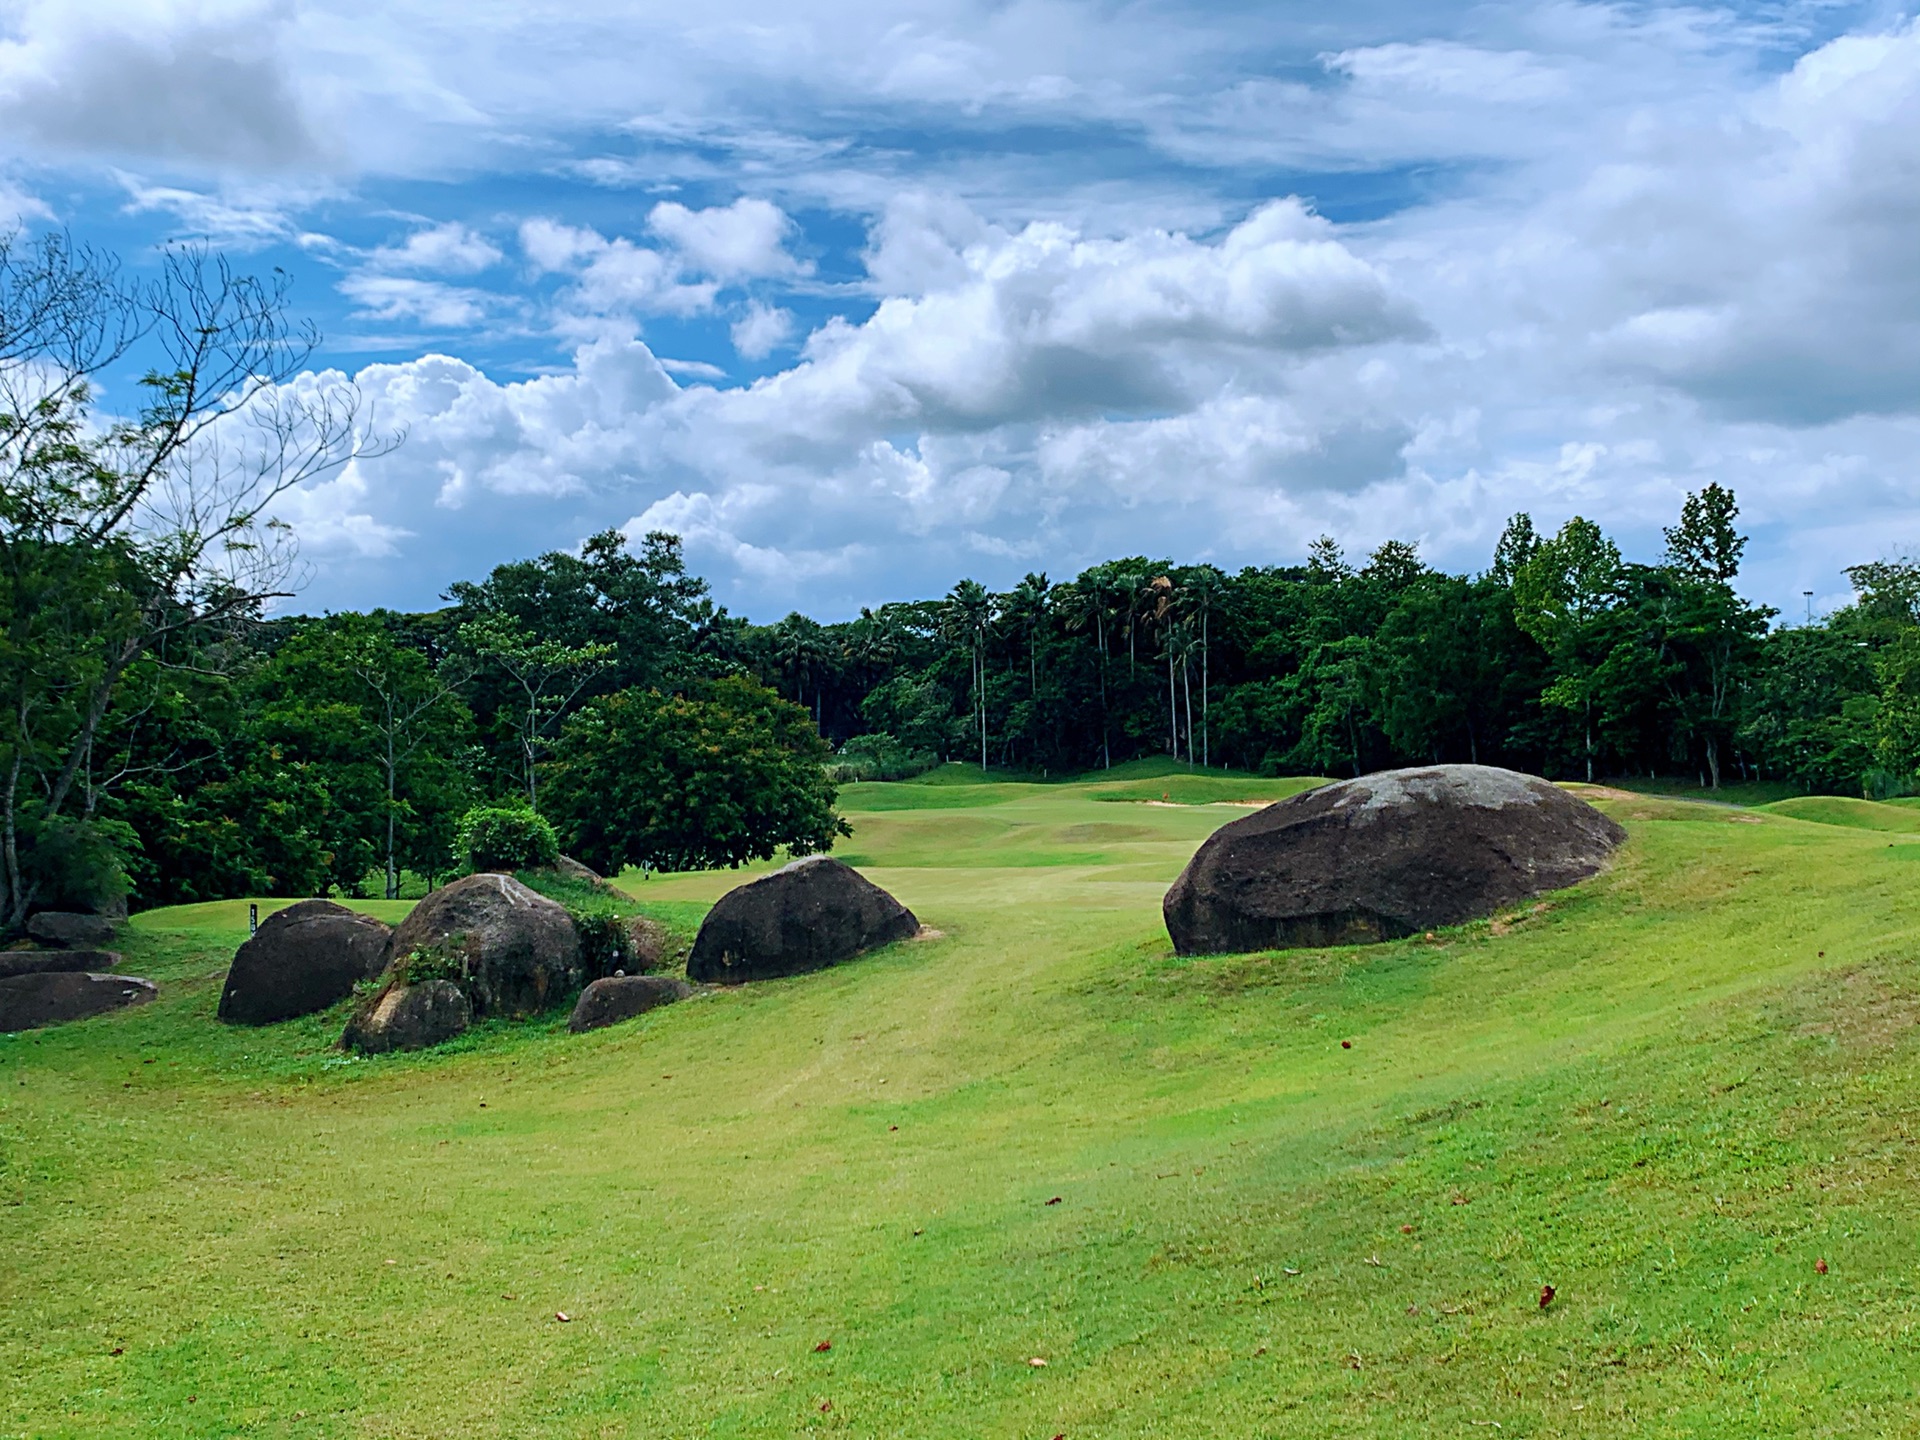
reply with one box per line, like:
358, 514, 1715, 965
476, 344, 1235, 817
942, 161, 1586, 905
1815, 1258, 1829, 1275
1400, 1224, 1414, 1234
1341, 1040, 1352, 1049
814, 1340, 832, 1352
1539, 1285, 1555, 1309
819, 1400, 832, 1413
1045, 1196, 1062, 1205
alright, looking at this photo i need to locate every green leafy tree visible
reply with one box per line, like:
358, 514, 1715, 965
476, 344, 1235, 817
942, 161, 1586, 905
459, 616, 613, 810
1513, 517, 1624, 781
1663, 481, 1746, 582
0, 235, 384, 924
254, 616, 473, 897
546, 676, 850, 874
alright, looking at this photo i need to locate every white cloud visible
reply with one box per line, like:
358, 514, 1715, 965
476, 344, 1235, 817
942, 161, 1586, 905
337, 274, 494, 328
368, 221, 502, 275
647, 197, 805, 279
730, 301, 794, 359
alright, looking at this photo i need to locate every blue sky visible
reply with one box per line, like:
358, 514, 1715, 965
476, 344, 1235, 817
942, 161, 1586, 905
2, 0, 1917, 622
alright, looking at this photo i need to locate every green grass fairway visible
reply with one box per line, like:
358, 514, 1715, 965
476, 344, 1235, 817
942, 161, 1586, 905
6, 776, 1920, 1437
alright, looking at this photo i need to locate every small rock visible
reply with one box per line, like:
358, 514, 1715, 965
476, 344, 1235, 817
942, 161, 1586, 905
0, 972, 155, 1032
25, 912, 118, 949
567, 975, 692, 1033
341, 979, 471, 1054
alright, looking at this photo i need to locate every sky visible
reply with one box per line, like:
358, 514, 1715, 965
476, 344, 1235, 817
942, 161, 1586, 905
2, 0, 1917, 623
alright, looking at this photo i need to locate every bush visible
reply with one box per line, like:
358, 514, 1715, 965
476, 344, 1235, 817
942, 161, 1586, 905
456, 804, 559, 873
825, 733, 939, 784
22, 816, 135, 915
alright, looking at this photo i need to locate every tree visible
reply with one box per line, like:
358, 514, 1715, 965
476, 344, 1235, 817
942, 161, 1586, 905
1663, 482, 1746, 582
1513, 517, 1624, 782
941, 579, 994, 769
546, 676, 850, 874
253, 617, 473, 897
459, 616, 612, 810
0, 235, 386, 925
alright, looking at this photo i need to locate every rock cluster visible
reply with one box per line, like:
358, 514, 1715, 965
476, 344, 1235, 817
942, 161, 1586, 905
1164, 764, 1625, 956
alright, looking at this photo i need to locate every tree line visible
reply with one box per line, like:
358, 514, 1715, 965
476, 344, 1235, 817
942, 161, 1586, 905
5, 233, 1918, 921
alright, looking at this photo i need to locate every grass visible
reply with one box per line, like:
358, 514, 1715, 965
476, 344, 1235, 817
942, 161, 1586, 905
5, 774, 1920, 1435
1755, 796, 1920, 833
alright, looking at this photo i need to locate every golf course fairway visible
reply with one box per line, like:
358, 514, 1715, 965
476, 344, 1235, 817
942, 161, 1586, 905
4, 765, 1918, 1437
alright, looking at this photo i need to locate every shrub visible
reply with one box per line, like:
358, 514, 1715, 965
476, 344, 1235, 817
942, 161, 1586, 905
393, 937, 469, 989
456, 804, 559, 873
22, 816, 135, 915
825, 734, 938, 784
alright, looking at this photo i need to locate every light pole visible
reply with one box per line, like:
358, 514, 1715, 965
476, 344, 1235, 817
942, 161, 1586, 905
1804, 590, 1813, 625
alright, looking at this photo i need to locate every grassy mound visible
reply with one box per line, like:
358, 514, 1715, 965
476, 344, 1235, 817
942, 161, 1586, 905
1757, 795, 1920, 832
5, 779, 1919, 1435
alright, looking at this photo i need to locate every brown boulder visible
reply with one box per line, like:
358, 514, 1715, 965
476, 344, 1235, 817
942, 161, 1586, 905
567, 975, 693, 1032
687, 857, 918, 985
1164, 764, 1626, 956
0, 950, 120, 980
384, 874, 582, 1017
0, 972, 156, 1032
552, 855, 611, 888
26, 911, 118, 949
342, 979, 471, 1054
218, 900, 391, 1025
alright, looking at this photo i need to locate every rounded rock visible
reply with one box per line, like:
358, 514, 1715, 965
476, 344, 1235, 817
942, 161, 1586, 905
218, 900, 391, 1025
567, 975, 693, 1032
383, 874, 582, 1018
687, 856, 918, 985
1163, 764, 1625, 956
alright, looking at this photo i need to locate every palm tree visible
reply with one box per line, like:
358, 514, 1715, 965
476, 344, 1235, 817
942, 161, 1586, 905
771, 612, 830, 722
1183, 565, 1227, 768
1004, 572, 1052, 699
1145, 573, 1181, 757
1059, 573, 1118, 769
941, 579, 994, 770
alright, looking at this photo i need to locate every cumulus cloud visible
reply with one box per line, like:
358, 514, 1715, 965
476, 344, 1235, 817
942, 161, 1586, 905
647, 198, 805, 279
730, 301, 795, 359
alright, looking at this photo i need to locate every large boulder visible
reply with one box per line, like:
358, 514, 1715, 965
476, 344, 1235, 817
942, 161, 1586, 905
383, 874, 582, 1018
0, 949, 119, 980
0, 972, 156, 1032
687, 856, 919, 985
26, 911, 118, 949
568, 975, 693, 1033
218, 900, 391, 1025
1164, 764, 1626, 956
342, 980, 471, 1054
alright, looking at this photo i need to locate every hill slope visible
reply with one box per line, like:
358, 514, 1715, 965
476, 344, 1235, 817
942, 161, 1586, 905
4, 779, 1918, 1436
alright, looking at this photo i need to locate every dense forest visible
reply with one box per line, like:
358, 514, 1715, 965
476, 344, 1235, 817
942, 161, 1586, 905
6, 234, 1920, 918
